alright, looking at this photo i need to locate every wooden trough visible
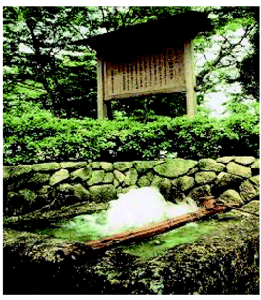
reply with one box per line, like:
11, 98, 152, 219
66, 197, 226, 254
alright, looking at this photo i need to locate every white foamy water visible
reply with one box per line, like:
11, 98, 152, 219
102, 186, 198, 235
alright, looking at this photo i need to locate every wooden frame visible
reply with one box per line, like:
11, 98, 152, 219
97, 40, 196, 118
72, 11, 211, 119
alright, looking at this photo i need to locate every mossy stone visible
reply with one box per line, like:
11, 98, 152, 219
56, 183, 73, 193
89, 184, 117, 203
172, 176, 195, 192
19, 189, 37, 203
49, 169, 70, 186
239, 179, 259, 203
218, 189, 243, 207
251, 159, 259, 176
87, 170, 105, 186
249, 175, 260, 186
154, 159, 197, 178
73, 183, 90, 201
217, 157, 235, 164
227, 162, 251, 179
151, 176, 172, 200
134, 161, 163, 173
195, 172, 216, 185
91, 162, 113, 171
188, 185, 212, 203
38, 185, 52, 195
103, 172, 114, 184
29, 172, 51, 185
3, 165, 33, 181
70, 167, 92, 181
60, 162, 87, 169
113, 162, 133, 171
137, 176, 151, 187
234, 156, 255, 166
124, 168, 138, 186
213, 172, 243, 196
33, 163, 61, 172
113, 170, 125, 183
198, 159, 225, 172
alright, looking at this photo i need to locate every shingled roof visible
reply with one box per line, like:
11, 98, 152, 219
72, 11, 212, 59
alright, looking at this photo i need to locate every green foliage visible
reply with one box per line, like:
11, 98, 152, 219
3, 102, 259, 165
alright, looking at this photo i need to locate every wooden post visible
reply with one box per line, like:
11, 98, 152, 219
184, 39, 196, 117
97, 57, 107, 119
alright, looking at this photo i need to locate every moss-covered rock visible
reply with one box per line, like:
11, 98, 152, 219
216, 156, 235, 164
87, 170, 105, 186
227, 162, 252, 179
19, 189, 37, 203
124, 168, 138, 186
151, 176, 172, 200
33, 163, 61, 172
154, 159, 197, 178
103, 172, 114, 184
72, 183, 90, 201
70, 167, 92, 182
113, 162, 133, 171
56, 183, 73, 193
60, 162, 87, 169
137, 173, 154, 187
113, 178, 120, 188
3, 165, 33, 181
195, 172, 216, 185
134, 161, 163, 173
89, 184, 117, 203
28, 172, 51, 185
49, 169, 70, 186
198, 158, 225, 172
249, 175, 260, 186
239, 179, 259, 203
213, 172, 243, 196
121, 185, 138, 194
91, 162, 113, 171
172, 176, 195, 192
188, 185, 212, 204
113, 170, 125, 183
38, 185, 52, 195
234, 156, 256, 166
251, 159, 260, 176
218, 189, 243, 207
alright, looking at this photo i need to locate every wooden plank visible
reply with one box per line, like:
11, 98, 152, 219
184, 39, 196, 117
97, 57, 106, 119
104, 85, 186, 101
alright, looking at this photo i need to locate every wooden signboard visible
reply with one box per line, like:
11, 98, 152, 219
73, 12, 211, 119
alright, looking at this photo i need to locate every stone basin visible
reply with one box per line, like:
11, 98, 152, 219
3, 199, 259, 294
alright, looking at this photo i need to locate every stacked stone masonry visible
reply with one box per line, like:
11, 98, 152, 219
3, 157, 259, 216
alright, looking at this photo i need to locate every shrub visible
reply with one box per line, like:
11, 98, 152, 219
3, 103, 259, 165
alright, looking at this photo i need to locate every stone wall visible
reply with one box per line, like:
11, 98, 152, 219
3, 157, 259, 216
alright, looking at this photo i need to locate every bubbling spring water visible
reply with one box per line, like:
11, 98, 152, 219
102, 187, 198, 235
60, 187, 199, 241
